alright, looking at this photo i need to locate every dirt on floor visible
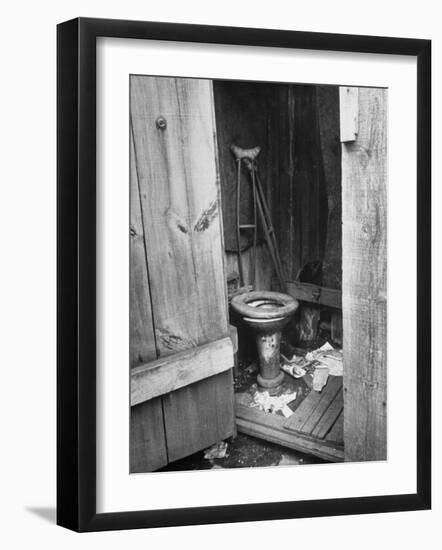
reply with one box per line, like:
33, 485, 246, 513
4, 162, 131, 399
158, 433, 326, 472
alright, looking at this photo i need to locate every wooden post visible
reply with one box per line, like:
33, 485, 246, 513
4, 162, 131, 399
341, 87, 387, 462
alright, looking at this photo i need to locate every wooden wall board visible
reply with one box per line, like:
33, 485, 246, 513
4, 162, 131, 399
213, 81, 281, 254
317, 86, 342, 290
341, 87, 387, 462
130, 398, 168, 473
163, 370, 236, 463
224, 245, 274, 291
276, 84, 342, 292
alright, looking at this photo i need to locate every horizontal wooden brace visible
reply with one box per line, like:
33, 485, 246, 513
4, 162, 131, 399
131, 336, 234, 406
285, 280, 342, 309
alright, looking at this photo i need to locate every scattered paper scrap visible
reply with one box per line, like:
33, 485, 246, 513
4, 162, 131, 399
251, 390, 296, 414
305, 341, 334, 361
281, 405, 294, 418
280, 362, 306, 379
312, 366, 330, 391
204, 441, 228, 460
305, 342, 343, 376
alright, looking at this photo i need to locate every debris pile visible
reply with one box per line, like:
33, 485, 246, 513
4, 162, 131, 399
280, 342, 343, 392
250, 389, 296, 418
204, 441, 229, 460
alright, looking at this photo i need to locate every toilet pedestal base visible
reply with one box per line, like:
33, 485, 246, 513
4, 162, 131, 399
255, 331, 284, 395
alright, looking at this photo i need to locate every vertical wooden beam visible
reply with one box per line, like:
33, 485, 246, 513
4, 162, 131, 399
341, 87, 387, 462
339, 87, 359, 142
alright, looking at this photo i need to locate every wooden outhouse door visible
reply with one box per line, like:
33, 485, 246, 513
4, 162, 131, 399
129, 76, 235, 473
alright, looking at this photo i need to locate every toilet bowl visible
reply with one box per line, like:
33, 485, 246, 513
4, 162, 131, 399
231, 291, 299, 394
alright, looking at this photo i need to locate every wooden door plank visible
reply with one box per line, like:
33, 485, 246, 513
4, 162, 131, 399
163, 370, 236, 463
341, 87, 387, 461
311, 388, 344, 439
130, 123, 168, 473
130, 398, 168, 473
129, 125, 157, 367
130, 76, 235, 467
130, 76, 229, 357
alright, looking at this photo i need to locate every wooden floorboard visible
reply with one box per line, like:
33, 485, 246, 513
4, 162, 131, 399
235, 398, 344, 462
325, 411, 344, 445
312, 388, 343, 439
284, 375, 342, 436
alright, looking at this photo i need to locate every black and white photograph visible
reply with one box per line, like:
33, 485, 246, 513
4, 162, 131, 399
129, 76, 387, 473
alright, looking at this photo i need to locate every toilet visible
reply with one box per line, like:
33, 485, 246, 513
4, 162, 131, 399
231, 291, 299, 395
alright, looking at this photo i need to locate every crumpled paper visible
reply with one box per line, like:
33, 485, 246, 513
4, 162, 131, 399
250, 390, 296, 416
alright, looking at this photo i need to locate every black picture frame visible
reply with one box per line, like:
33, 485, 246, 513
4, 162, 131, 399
57, 17, 431, 532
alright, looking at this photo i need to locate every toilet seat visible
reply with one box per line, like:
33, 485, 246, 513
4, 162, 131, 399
231, 290, 299, 320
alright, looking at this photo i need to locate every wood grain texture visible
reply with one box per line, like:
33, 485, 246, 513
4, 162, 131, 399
213, 81, 280, 254
131, 337, 233, 405
235, 398, 344, 462
317, 86, 342, 290
341, 87, 387, 462
130, 76, 235, 470
325, 411, 344, 444
339, 87, 359, 142
130, 398, 168, 472
225, 246, 274, 291
284, 376, 342, 436
163, 370, 236, 463
311, 388, 343, 439
129, 126, 157, 367
285, 280, 341, 309
131, 76, 229, 357
130, 123, 167, 472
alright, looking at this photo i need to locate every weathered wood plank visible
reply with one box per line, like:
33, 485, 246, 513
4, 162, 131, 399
317, 85, 342, 290
339, 87, 359, 142
225, 245, 274, 291
163, 370, 236, 463
311, 388, 344, 439
131, 337, 233, 405
131, 76, 229, 357
284, 376, 342, 435
130, 76, 235, 469
341, 87, 387, 462
130, 122, 167, 473
285, 280, 341, 309
325, 411, 344, 444
235, 400, 344, 462
296, 376, 342, 435
129, 125, 157, 368
130, 398, 168, 473
283, 387, 323, 432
